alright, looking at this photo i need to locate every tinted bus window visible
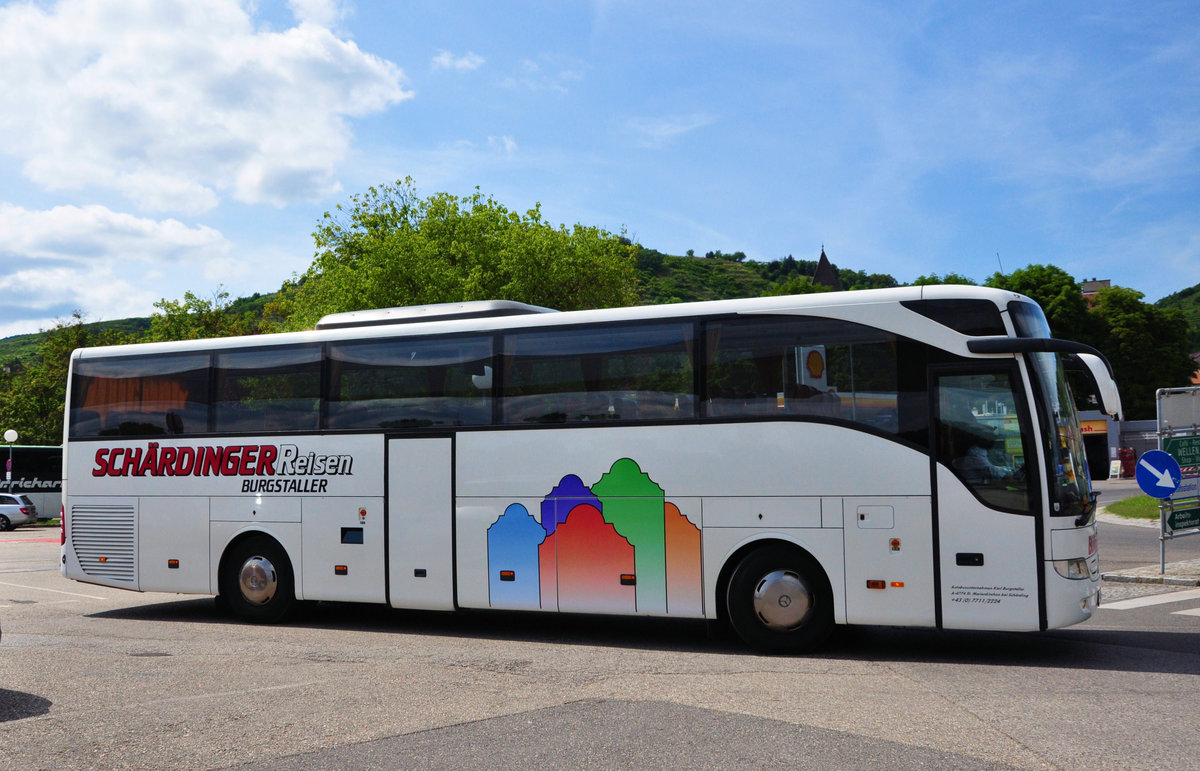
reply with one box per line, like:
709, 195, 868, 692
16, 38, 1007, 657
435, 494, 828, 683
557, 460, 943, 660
213, 346, 321, 433
70, 353, 210, 437
706, 316, 911, 436
502, 323, 694, 424
327, 336, 493, 429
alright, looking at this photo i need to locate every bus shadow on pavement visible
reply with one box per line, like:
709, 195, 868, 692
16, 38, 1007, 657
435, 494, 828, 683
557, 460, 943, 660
827, 624, 1200, 675
88, 597, 726, 655
0, 689, 51, 722
89, 598, 1197, 673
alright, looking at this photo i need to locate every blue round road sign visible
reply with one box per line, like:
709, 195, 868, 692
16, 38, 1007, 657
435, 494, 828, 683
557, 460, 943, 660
1135, 449, 1182, 499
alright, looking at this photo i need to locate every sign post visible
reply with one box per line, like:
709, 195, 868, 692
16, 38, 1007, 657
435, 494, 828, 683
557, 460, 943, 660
3, 429, 15, 494
1157, 387, 1200, 573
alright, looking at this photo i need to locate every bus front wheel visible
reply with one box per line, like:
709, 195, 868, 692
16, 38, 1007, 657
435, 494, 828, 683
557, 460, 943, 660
219, 536, 296, 623
725, 544, 833, 653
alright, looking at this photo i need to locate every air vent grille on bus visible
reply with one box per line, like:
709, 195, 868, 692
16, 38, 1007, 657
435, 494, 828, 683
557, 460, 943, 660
71, 504, 136, 583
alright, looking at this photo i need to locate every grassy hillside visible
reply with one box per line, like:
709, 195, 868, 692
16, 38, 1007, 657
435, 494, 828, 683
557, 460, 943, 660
0, 317, 150, 369
636, 251, 773, 304
1157, 283, 1200, 351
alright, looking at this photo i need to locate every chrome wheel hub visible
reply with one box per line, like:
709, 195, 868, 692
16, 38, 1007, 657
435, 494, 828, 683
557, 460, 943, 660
238, 556, 277, 605
753, 569, 812, 630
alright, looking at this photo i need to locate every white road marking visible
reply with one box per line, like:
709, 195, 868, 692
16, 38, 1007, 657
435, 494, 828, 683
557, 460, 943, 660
0, 579, 107, 600
0, 599, 78, 609
1100, 587, 1200, 610
1171, 607, 1200, 617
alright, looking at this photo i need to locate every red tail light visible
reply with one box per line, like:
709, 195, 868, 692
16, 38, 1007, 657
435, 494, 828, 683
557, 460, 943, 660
60, 505, 66, 546
19, 507, 28, 515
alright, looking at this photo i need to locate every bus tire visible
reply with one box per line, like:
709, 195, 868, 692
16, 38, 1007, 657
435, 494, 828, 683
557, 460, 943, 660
725, 544, 833, 653
219, 535, 296, 624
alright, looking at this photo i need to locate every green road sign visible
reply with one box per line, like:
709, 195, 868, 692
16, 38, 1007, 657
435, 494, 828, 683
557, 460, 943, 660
1165, 435, 1200, 467
1168, 505, 1200, 532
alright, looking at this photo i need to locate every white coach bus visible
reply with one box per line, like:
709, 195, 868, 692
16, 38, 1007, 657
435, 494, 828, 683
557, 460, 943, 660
60, 286, 1121, 652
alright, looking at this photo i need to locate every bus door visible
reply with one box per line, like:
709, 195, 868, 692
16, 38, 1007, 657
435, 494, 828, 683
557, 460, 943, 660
386, 437, 455, 610
933, 368, 1041, 631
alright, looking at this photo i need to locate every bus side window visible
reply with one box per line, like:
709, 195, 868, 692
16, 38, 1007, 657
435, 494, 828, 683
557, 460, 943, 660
213, 346, 321, 433
326, 336, 493, 430
501, 323, 695, 425
705, 316, 902, 434
70, 353, 210, 438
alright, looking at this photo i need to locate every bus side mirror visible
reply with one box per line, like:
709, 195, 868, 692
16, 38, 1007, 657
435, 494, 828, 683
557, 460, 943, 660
1073, 353, 1123, 421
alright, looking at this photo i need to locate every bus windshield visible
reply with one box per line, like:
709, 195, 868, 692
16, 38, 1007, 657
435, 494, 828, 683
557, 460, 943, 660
1008, 302, 1094, 521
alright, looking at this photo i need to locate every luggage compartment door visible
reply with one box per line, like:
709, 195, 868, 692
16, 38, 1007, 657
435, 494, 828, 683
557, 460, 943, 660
388, 438, 455, 610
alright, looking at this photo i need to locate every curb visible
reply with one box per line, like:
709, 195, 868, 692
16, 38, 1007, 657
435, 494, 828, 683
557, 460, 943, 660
1100, 573, 1200, 586
1099, 558, 1200, 586
1097, 509, 1200, 585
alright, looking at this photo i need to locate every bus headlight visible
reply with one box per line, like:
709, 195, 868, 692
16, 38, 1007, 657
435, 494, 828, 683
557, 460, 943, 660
1053, 558, 1089, 580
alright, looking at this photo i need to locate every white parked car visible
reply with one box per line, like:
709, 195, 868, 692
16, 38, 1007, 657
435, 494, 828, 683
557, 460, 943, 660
0, 493, 37, 531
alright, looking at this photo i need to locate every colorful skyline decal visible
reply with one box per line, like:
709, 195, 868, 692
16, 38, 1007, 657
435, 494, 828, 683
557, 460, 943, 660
486, 458, 702, 616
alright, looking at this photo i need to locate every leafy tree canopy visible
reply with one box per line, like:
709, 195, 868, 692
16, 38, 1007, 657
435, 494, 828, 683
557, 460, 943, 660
1087, 286, 1196, 419
1156, 282, 1200, 350
765, 275, 834, 296
285, 178, 638, 329
147, 289, 249, 342
912, 272, 977, 286
985, 264, 1089, 341
0, 314, 129, 445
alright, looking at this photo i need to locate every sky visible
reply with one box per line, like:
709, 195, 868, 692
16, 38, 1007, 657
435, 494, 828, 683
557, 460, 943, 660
1, 0, 1198, 338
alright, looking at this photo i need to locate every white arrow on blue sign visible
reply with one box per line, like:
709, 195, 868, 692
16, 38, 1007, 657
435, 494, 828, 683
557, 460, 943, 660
1136, 449, 1182, 499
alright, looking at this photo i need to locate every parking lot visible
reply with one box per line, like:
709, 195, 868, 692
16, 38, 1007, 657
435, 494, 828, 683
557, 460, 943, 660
3, 526, 1199, 769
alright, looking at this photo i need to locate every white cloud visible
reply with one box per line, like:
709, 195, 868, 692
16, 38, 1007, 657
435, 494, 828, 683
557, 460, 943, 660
288, 0, 346, 29
0, 0, 411, 214
0, 203, 232, 323
625, 113, 717, 148
501, 55, 584, 93
432, 49, 485, 71
488, 136, 518, 154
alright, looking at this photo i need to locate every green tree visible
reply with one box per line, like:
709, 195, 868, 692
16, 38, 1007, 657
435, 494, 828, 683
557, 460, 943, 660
1156, 282, 1200, 350
146, 288, 250, 342
766, 275, 834, 296
286, 179, 637, 329
838, 269, 899, 291
911, 272, 977, 286
985, 264, 1089, 341
0, 314, 129, 445
1088, 286, 1196, 419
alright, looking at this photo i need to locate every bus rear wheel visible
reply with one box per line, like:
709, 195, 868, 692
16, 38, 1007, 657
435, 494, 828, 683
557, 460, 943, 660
725, 544, 833, 653
219, 536, 296, 623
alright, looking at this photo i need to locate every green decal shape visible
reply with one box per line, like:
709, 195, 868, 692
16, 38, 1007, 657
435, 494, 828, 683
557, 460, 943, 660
592, 458, 668, 614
